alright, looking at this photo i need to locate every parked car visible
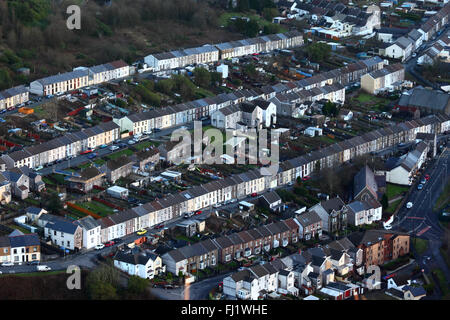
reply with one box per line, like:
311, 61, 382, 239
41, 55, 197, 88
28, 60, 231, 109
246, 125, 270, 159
424, 174, 430, 181
128, 139, 136, 145
37, 265, 51, 272
27, 260, 40, 266
251, 193, 258, 197
153, 128, 161, 132
87, 153, 97, 159
99, 144, 108, 149
302, 176, 311, 181
1, 262, 14, 267
105, 241, 114, 247
109, 145, 119, 151
95, 244, 105, 250
195, 210, 202, 215
417, 184, 423, 190
420, 178, 426, 184
112, 238, 123, 244
136, 229, 147, 236
406, 202, 413, 209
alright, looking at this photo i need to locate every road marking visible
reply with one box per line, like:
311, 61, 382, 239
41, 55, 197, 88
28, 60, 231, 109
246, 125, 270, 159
417, 226, 431, 236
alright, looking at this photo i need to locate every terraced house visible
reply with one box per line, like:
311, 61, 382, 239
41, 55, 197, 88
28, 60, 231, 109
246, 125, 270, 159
0, 231, 40, 264
0, 85, 29, 111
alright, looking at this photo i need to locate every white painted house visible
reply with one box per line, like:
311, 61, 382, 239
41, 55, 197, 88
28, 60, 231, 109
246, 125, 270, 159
114, 249, 165, 279
75, 215, 101, 250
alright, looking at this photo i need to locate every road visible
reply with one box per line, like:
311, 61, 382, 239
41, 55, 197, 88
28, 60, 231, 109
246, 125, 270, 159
36, 121, 200, 176
403, 25, 449, 89
150, 272, 233, 300
391, 147, 450, 292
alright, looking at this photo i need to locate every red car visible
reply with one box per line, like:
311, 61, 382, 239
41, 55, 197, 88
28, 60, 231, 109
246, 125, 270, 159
105, 241, 114, 247
195, 210, 202, 215
302, 176, 311, 181
80, 149, 93, 155
425, 174, 430, 181
155, 224, 164, 229
251, 193, 258, 197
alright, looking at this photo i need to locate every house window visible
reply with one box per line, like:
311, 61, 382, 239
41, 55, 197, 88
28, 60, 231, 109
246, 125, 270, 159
33, 247, 37, 252
13, 249, 17, 254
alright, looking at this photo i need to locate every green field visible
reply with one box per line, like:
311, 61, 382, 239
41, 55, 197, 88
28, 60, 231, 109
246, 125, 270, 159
434, 181, 450, 211
77, 201, 114, 217
386, 183, 409, 199
414, 238, 429, 255
135, 141, 158, 151
107, 149, 134, 160
432, 268, 449, 296
386, 199, 402, 214
218, 12, 287, 32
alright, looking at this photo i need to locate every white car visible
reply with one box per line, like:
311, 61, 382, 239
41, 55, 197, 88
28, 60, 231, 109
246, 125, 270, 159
95, 244, 105, 250
128, 139, 136, 145
383, 224, 392, 230
109, 145, 119, 151
406, 202, 413, 209
1, 262, 14, 267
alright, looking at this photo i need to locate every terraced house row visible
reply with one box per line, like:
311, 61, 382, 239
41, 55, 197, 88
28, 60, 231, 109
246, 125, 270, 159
1, 121, 120, 169
114, 56, 387, 135
162, 218, 302, 275
0, 56, 386, 171
144, 31, 304, 71
96, 113, 449, 248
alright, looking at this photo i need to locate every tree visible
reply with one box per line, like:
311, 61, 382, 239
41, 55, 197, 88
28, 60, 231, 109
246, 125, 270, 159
210, 71, 223, 85
263, 23, 282, 35
193, 67, 211, 88
263, 8, 278, 21
322, 101, 338, 117
127, 276, 149, 295
381, 193, 389, 210
305, 42, 331, 62
45, 193, 63, 215
0, 68, 12, 90
232, 18, 260, 37
88, 281, 118, 300
86, 263, 120, 300
155, 78, 174, 95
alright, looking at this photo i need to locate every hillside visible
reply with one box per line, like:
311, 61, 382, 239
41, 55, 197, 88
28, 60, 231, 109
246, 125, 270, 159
0, 0, 246, 89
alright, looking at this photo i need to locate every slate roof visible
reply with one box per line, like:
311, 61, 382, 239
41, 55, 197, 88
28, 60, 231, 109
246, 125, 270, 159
8, 233, 40, 247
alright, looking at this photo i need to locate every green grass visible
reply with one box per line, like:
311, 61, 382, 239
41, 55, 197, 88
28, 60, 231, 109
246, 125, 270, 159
93, 158, 106, 166
78, 162, 92, 169
195, 87, 215, 98
0, 270, 65, 278
77, 201, 114, 217
386, 199, 402, 214
107, 149, 134, 160
432, 268, 449, 296
356, 93, 374, 103
413, 238, 428, 255
434, 181, 450, 211
386, 183, 409, 199
7, 224, 31, 234
218, 11, 287, 32
134, 141, 157, 151
440, 247, 450, 269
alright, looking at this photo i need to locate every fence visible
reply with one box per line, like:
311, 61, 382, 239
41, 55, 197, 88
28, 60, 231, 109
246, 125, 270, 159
92, 197, 124, 211
66, 202, 101, 219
